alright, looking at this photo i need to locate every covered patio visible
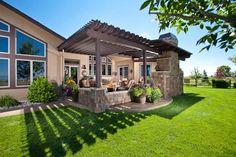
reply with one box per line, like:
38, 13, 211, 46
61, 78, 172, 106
58, 20, 191, 112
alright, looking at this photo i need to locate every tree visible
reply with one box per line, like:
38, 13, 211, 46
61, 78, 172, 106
202, 69, 208, 80
215, 65, 231, 78
140, 0, 236, 52
190, 67, 202, 86
229, 55, 236, 64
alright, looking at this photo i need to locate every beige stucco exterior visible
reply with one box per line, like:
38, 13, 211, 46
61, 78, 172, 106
0, 4, 159, 100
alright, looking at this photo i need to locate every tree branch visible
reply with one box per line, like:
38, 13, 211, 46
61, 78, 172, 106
149, 11, 208, 21
190, 2, 236, 23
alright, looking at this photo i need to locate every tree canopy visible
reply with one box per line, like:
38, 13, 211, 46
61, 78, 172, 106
191, 67, 202, 86
140, 0, 236, 52
229, 55, 236, 64
215, 65, 232, 78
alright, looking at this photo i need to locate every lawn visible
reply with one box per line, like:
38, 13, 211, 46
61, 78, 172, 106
0, 87, 236, 157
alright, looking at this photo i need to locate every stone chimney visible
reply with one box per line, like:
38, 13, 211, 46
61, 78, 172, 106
159, 33, 178, 46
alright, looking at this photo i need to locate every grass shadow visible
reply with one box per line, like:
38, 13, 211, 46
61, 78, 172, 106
22, 93, 204, 156
22, 105, 147, 157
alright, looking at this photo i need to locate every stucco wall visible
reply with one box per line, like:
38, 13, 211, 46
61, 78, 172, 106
0, 4, 64, 99
133, 62, 157, 82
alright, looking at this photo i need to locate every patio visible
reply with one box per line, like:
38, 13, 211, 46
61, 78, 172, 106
58, 20, 191, 112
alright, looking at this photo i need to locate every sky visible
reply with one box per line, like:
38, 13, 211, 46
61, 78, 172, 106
5, 0, 236, 76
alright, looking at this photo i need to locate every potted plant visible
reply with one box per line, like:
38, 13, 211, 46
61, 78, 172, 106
130, 86, 146, 104
145, 87, 152, 102
72, 84, 79, 102
64, 79, 76, 96
150, 87, 162, 103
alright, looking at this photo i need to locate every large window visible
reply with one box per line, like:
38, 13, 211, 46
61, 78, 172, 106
0, 20, 9, 32
89, 56, 112, 76
140, 64, 151, 77
0, 58, 9, 88
16, 60, 46, 86
0, 35, 9, 53
16, 30, 46, 57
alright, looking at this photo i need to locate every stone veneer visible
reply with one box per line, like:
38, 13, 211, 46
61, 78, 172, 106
152, 51, 183, 98
78, 88, 131, 112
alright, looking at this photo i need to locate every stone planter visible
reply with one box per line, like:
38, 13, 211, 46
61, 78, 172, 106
137, 95, 146, 104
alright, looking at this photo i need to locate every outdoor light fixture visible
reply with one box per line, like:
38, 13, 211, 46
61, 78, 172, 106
82, 65, 86, 69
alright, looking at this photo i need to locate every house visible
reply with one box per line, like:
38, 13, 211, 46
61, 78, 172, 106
0, 1, 191, 104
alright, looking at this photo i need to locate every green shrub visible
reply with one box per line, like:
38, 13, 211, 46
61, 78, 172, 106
72, 84, 79, 94
150, 88, 162, 102
131, 87, 145, 97
0, 95, 20, 108
28, 77, 57, 103
212, 79, 231, 88
233, 82, 236, 88
145, 87, 152, 102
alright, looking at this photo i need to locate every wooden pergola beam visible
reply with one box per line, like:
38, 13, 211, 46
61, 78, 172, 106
86, 29, 159, 54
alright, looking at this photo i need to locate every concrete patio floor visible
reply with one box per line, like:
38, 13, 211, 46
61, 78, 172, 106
109, 98, 173, 112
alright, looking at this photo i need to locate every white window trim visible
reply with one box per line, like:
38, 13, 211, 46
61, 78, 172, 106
15, 59, 46, 87
139, 63, 152, 77
118, 65, 129, 80
89, 56, 112, 76
64, 64, 79, 80
0, 35, 10, 54
15, 29, 46, 58
0, 58, 10, 88
0, 20, 10, 32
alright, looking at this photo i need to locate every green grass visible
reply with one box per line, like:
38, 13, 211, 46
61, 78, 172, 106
0, 87, 236, 157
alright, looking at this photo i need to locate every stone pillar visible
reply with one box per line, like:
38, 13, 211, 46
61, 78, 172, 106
152, 51, 183, 98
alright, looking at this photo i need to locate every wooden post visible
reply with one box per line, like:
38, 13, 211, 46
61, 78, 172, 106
143, 50, 147, 85
95, 38, 101, 88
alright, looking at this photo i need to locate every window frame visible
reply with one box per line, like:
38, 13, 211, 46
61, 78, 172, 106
0, 35, 10, 54
0, 57, 10, 88
0, 20, 10, 32
89, 56, 112, 76
15, 29, 47, 58
15, 59, 46, 87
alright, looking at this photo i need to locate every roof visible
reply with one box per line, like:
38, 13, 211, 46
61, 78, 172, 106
0, 1, 65, 40
58, 20, 192, 60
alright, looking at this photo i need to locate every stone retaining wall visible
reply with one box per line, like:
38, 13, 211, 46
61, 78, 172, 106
78, 88, 131, 113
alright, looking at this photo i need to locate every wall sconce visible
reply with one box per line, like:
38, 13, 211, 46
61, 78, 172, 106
130, 69, 133, 73
82, 65, 86, 69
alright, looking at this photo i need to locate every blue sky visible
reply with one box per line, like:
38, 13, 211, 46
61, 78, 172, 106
5, 0, 236, 76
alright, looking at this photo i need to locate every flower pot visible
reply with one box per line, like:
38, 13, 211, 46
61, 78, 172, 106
138, 96, 146, 104
72, 93, 78, 102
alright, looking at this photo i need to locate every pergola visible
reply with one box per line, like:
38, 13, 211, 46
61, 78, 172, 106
58, 20, 191, 88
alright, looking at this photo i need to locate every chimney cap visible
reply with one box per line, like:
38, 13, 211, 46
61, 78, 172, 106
159, 33, 178, 46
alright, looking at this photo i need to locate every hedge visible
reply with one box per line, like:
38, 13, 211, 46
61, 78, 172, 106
212, 79, 231, 88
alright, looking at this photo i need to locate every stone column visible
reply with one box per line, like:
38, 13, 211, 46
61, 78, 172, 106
152, 51, 183, 98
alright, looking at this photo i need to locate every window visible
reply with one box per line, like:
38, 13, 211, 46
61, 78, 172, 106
140, 64, 151, 76
0, 20, 9, 32
102, 64, 107, 75
119, 66, 129, 80
0, 58, 9, 88
0, 36, 9, 53
89, 56, 112, 76
16, 30, 46, 57
33, 61, 45, 80
16, 60, 46, 86
107, 64, 112, 76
